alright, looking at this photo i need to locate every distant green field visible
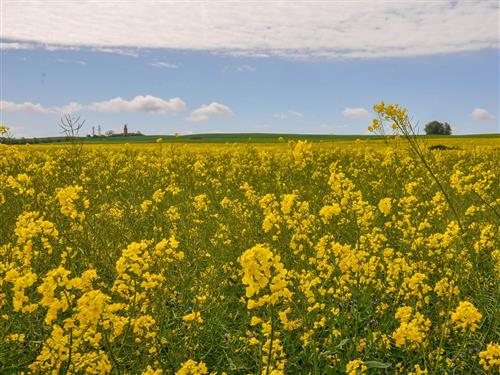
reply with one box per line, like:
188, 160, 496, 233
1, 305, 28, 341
4, 132, 499, 145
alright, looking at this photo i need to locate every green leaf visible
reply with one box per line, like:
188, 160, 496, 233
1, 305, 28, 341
364, 361, 392, 369
336, 338, 350, 348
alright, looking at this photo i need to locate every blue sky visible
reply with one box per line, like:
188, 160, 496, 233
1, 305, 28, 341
1, 1, 499, 137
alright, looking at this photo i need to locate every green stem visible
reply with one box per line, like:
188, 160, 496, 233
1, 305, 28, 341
472, 190, 500, 219
265, 306, 276, 375
397, 119, 464, 232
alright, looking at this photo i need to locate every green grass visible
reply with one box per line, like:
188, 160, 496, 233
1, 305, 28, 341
5, 132, 499, 145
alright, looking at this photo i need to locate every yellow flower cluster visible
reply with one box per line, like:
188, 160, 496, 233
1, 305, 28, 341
175, 359, 208, 375
6, 173, 34, 196
56, 184, 89, 221
392, 306, 431, 349
239, 244, 292, 309
183, 311, 203, 324
479, 342, 500, 371
346, 359, 367, 374
292, 140, 313, 169
378, 197, 392, 216
369, 100, 408, 132
450, 301, 482, 332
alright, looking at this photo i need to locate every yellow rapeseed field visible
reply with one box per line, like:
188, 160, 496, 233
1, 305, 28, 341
0, 105, 499, 374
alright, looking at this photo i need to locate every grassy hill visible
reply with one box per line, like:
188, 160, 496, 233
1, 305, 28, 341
4, 132, 499, 145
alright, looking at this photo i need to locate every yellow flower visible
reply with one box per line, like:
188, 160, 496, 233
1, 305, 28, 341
250, 316, 263, 326
451, 301, 482, 332
193, 194, 208, 211
175, 359, 208, 375
479, 342, 500, 371
409, 364, 428, 375
142, 365, 163, 374
56, 185, 86, 221
392, 306, 431, 349
319, 204, 341, 223
6, 173, 34, 195
346, 359, 367, 375
378, 198, 392, 216
239, 244, 292, 309
183, 311, 203, 324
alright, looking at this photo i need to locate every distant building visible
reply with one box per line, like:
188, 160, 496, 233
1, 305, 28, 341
123, 124, 128, 136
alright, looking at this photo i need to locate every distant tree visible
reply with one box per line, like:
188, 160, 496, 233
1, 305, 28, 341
105, 130, 114, 137
424, 121, 452, 135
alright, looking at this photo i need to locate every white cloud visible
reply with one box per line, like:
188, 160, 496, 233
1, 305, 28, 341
92, 47, 140, 58
273, 109, 303, 119
471, 108, 496, 121
1, 95, 186, 115
89, 95, 186, 113
0, 41, 35, 50
3, 1, 498, 59
148, 61, 178, 69
187, 102, 234, 122
222, 64, 256, 72
235, 64, 256, 72
56, 58, 86, 65
59, 102, 85, 114
0, 100, 53, 114
342, 107, 371, 119
288, 110, 303, 118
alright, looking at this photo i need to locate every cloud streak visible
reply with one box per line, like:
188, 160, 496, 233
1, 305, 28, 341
0, 41, 35, 50
56, 58, 86, 65
223, 64, 257, 73
3, 1, 498, 59
273, 110, 304, 119
148, 61, 178, 69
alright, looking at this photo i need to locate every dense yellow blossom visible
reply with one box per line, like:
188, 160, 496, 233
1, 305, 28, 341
0, 136, 497, 373
239, 244, 292, 309
56, 184, 89, 221
378, 197, 392, 216
479, 342, 500, 371
392, 306, 431, 349
451, 301, 482, 332
176, 359, 208, 375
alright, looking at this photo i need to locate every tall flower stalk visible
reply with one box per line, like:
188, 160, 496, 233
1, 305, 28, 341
369, 101, 464, 231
